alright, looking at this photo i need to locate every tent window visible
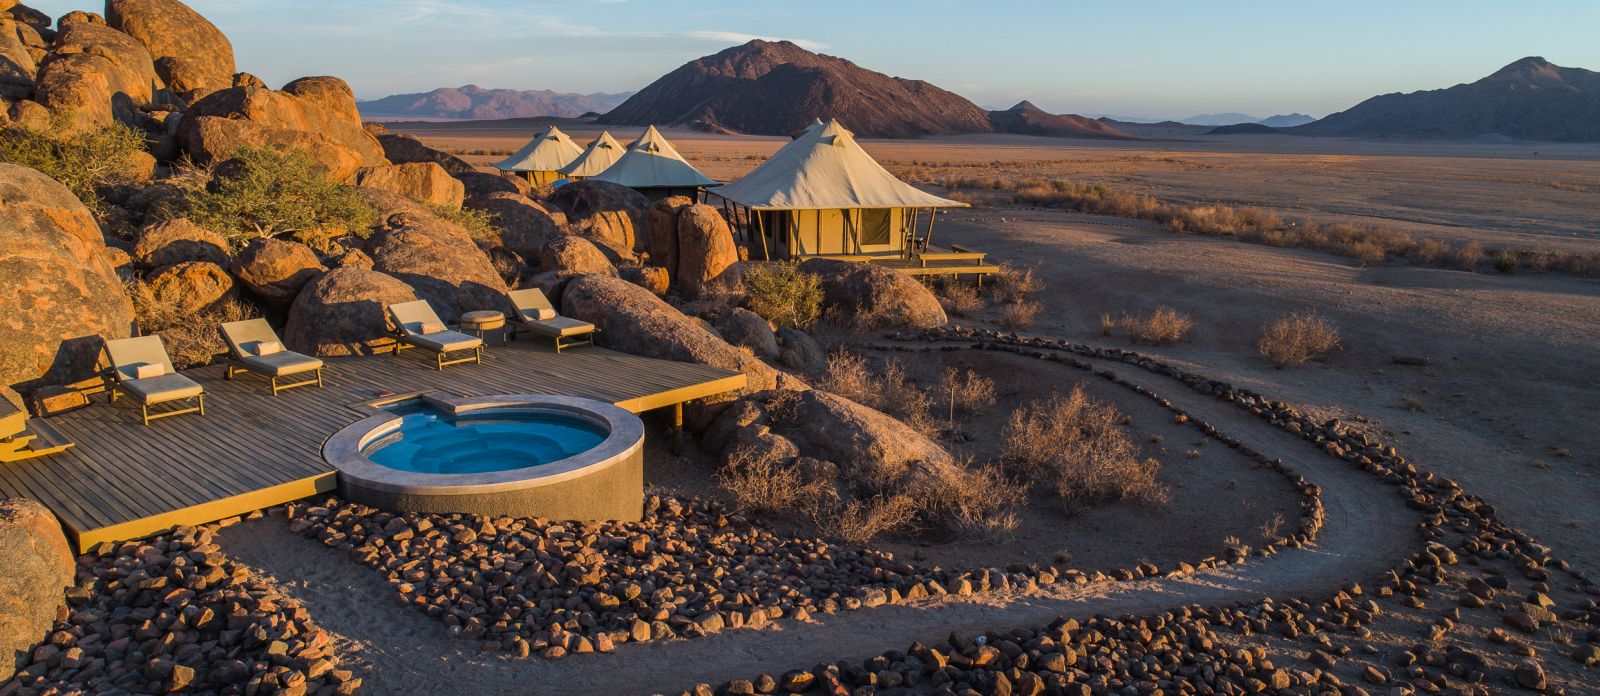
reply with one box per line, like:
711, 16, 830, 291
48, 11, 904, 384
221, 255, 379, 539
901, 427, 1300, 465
860, 209, 892, 247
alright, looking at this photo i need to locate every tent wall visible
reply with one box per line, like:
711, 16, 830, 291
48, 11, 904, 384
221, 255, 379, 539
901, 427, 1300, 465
763, 207, 911, 258
523, 170, 564, 186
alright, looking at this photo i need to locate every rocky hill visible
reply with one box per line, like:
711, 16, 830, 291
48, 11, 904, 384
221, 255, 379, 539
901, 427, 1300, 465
1256, 113, 1314, 128
357, 85, 631, 120
1291, 57, 1600, 142
987, 101, 1135, 140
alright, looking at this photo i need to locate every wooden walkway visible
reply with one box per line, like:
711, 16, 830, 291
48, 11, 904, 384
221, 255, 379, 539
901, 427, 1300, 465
0, 342, 745, 552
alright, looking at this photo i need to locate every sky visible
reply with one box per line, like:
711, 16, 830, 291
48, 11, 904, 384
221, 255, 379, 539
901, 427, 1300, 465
31, 0, 1600, 120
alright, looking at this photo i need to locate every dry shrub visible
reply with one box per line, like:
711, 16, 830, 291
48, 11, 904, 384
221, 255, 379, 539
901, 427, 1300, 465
904, 459, 1022, 539
813, 495, 918, 545
933, 279, 984, 316
820, 352, 937, 437
716, 445, 827, 516
741, 261, 822, 329
938, 367, 998, 415
819, 350, 875, 403
989, 263, 1044, 303
1099, 313, 1116, 336
1001, 385, 1170, 508
1411, 238, 1450, 266
1120, 306, 1193, 345
1492, 250, 1518, 273
127, 279, 254, 369
1450, 242, 1485, 271
998, 300, 1041, 330
1257, 311, 1341, 367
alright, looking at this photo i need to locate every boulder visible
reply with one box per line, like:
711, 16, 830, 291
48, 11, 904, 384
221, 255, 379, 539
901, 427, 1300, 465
0, 498, 73, 683
31, 22, 160, 132
716, 308, 779, 359
57, 10, 103, 27
178, 84, 386, 181
355, 162, 464, 208
0, 17, 36, 100
230, 70, 263, 89
130, 217, 228, 269
280, 75, 359, 123
5, 4, 50, 28
799, 258, 947, 329
538, 235, 616, 276
230, 237, 323, 306
521, 270, 577, 307
759, 389, 952, 475
644, 195, 692, 279
455, 170, 532, 199
484, 245, 526, 286
6, 98, 49, 130
465, 192, 562, 260
675, 204, 738, 299
332, 247, 371, 269
619, 265, 669, 295
376, 132, 474, 175
546, 179, 646, 260
145, 260, 236, 314
283, 267, 417, 356
775, 328, 825, 373
0, 163, 134, 391
105, 0, 234, 102
366, 224, 506, 322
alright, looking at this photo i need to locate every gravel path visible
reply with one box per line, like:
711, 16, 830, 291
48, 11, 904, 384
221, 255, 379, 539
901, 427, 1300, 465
218, 349, 1420, 695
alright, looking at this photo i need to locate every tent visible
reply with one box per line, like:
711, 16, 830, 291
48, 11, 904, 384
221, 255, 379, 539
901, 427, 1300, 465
493, 125, 583, 185
713, 119, 967, 260
592, 125, 718, 201
558, 131, 626, 180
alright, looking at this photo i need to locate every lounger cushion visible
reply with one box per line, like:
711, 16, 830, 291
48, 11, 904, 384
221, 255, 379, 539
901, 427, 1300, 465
522, 316, 595, 338
238, 351, 323, 377
133, 363, 165, 379
407, 330, 483, 353
522, 308, 557, 321
255, 340, 283, 356
419, 321, 446, 335
122, 374, 203, 403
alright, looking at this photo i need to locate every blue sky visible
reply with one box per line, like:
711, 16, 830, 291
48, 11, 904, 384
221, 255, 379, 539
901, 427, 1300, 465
33, 0, 1600, 119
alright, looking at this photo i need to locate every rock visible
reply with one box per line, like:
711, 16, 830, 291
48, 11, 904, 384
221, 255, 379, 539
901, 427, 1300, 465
57, 10, 104, 28
355, 162, 465, 208
702, 398, 768, 454
6, 98, 50, 130
131, 217, 229, 269
484, 245, 526, 286
146, 260, 237, 314
376, 132, 474, 175
0, 17, 37, 100
0, 498, 73, 683
231, 70, 263, 89
333, 248, 371, 269
179, 83, 386, 181
281, 75, 360, 123
716, 308, 779, 359
1513, 659, 1546, 690
761, 389, 952, 473
644, 195, 692, 280
619, 265, 669, 295
231, 237, 324, 306
538, 235, 616, 276
31, 22, 160, 133
775, 328, 825, 373
105, 0, 235, 102
0, 163, 135, 390
367, 224, 507, 322
455, 171, 532, 199
799, 258, 947, 328
283, 267, 417, 356
465, 192, 562, 260
546, 179, 646, 260
5, 4, 49, 28
675, 204, 738, 298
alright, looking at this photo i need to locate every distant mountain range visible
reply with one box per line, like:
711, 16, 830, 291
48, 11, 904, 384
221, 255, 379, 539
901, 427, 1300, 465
1179, 112, 1316, 127
356, 85, 633, 120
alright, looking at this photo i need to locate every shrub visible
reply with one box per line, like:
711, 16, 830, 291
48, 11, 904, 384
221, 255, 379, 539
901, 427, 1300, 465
820, 351, 938, 437
904, 458, 1022, 539
0, 120, 148, 214
126, 279, 254, 369
1099, 313, 1116, 336
428, 203, 498, 241
812, 495, 918, 545
1449, 242, 1485, 271
716, 445, 827, 517
1492, 250, 1518, 273
742, 262, 823, 329
1257, 311, 1341, 367
990, 263, 1044, 303
1120, 306, 1193, 345
998, 300, 1040, 330
938, 367, 998, 415
180, 146, 376, 243
819, 350, 876, 404
1001, 385, 1170, 509
933, 279, 984, 316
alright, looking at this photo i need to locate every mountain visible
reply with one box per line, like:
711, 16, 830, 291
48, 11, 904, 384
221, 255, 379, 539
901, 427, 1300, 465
988, 101, 1136, 139
1180, 112, 1262, 126
1291, 57, 1600, 141
357, 85, 633, 120
1257, 113, 1315, 128
1206, 123, 1280, 135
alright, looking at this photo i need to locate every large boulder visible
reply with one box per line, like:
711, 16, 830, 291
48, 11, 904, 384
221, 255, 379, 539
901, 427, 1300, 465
355, 162, 464, 208
230, 237, 323, 306
105, 0, 234, 102
644, 195, 692, 280
0, 498, 73, 683
799, 258, 947, 329
537, 235, 615, 276
455, 170, 532, 199
283, 267, 417, 356
145, 260, 235, 314
775, 328, 825, 374
31, 21, 160, 132
675, 204, 738, 298
715, 308, 779, 359
0, 163, 134, 391
465, 192, 562, 260
376, 132, 474, 175
0, 17, 36, 100
757, 389, 953, 476
366, 224, 506, 323
280, 75, 359, 122
130, 217, 228, 269
178, 84, 386, 181
619, 264, 669, 296
545, 179, 646, 261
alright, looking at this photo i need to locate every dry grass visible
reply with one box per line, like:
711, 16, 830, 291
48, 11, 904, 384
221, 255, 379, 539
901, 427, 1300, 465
820, 351, 937, 437
126, 279, 255, 369
998, 300, 1041, 330
716, 445, 828, 516
741, 261, 823, 329
938, 368, 998, 414
814, 495, 919, 545
902, 458, 1022, 539
989, 263, 1044, 303
1400, 394, 1427, 412
1000, 385, 1171, 509
1257, 311, 1341, 367
1099, 313, 1116, 336
932, 278, 985, 316
1119, 306, 1194, 345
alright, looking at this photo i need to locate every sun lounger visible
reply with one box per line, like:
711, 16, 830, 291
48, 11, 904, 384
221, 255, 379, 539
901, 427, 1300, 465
219, 318, 325, 395
104, 335, 205, 425
386, 299, 485, 369
505, 288, 596, 352
0, 397, 73, 462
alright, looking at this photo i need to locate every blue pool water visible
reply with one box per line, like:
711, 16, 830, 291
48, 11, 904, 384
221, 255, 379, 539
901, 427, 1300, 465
363, 406, 607, 475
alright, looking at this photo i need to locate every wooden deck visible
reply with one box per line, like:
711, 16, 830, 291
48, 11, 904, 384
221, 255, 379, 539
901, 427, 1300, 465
0, 342, 745, 552
801, 245, 1000, 281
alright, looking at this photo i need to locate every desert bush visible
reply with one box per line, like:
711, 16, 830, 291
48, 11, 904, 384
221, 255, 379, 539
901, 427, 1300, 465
0, 119, 148, 214
820, 351, 938, 437
933, 278, 984, 316
427, 203, 498, 241
742, 262, 823, 329
938, 367, 998, 415
1411, 238, 1451, 266
1257, 311, 1341, 367
716, 445, 828, 517
812, 494, 918, 545
989, 263, 1044, 303
998, 300, 1041, 330
1099, 313, 1116, 336
1449, 242, 1485, 271
180, 146, 376, 243
1000, 385, 1170, 509
904, 458, 1022, 539
1120, 306, 1193, 345
1492, 250, 1518, 273
126, 279, 254, 369
819, 350, 876, 404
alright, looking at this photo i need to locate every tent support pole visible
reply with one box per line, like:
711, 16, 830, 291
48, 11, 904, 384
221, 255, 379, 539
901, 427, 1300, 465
925, 208, 939, 252
754, 209, 771, 261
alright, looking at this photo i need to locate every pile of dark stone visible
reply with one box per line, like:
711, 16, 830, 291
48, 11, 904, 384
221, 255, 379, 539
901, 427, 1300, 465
0, 522, 356, 696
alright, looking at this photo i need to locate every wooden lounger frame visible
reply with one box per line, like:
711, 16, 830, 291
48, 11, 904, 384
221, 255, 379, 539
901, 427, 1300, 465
390, 331, 484, 370
108, 386, 205, 426
222, 359, 325, 395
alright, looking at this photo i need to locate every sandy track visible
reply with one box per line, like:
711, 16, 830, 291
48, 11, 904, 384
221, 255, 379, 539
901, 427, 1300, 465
218, 351, 1419, 695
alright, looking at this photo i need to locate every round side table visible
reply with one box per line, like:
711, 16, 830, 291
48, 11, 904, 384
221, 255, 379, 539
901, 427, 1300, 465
460, 310, 507, 343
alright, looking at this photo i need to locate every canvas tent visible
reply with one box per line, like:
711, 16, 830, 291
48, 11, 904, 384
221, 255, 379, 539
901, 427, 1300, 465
713, 119, 968, 260
558, 131, 626, 180
592, 125, 718, 201
493, 125, 584, 185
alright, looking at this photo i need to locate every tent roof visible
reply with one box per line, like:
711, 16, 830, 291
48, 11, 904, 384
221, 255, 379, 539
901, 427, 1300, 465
592, 125, 718, 189
714, 119, 966, 210
492, 125, 583, 173
558, 131, 626, 177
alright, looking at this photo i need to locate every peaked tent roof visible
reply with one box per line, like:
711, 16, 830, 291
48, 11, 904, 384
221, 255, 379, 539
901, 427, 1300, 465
558, 131, 626, 177
715, 119, 966, 210
592, 125, 718, 189
493, 125, 583, 173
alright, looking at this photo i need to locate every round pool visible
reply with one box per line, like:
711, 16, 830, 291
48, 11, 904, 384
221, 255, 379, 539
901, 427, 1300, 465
323, 394, 644, 521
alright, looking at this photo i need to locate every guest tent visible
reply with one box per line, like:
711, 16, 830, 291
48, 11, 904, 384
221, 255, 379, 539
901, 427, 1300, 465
492, 125, 583, 185
592, 125, 718, 202
557, 131, 626, 180
713, 119, 967, 260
